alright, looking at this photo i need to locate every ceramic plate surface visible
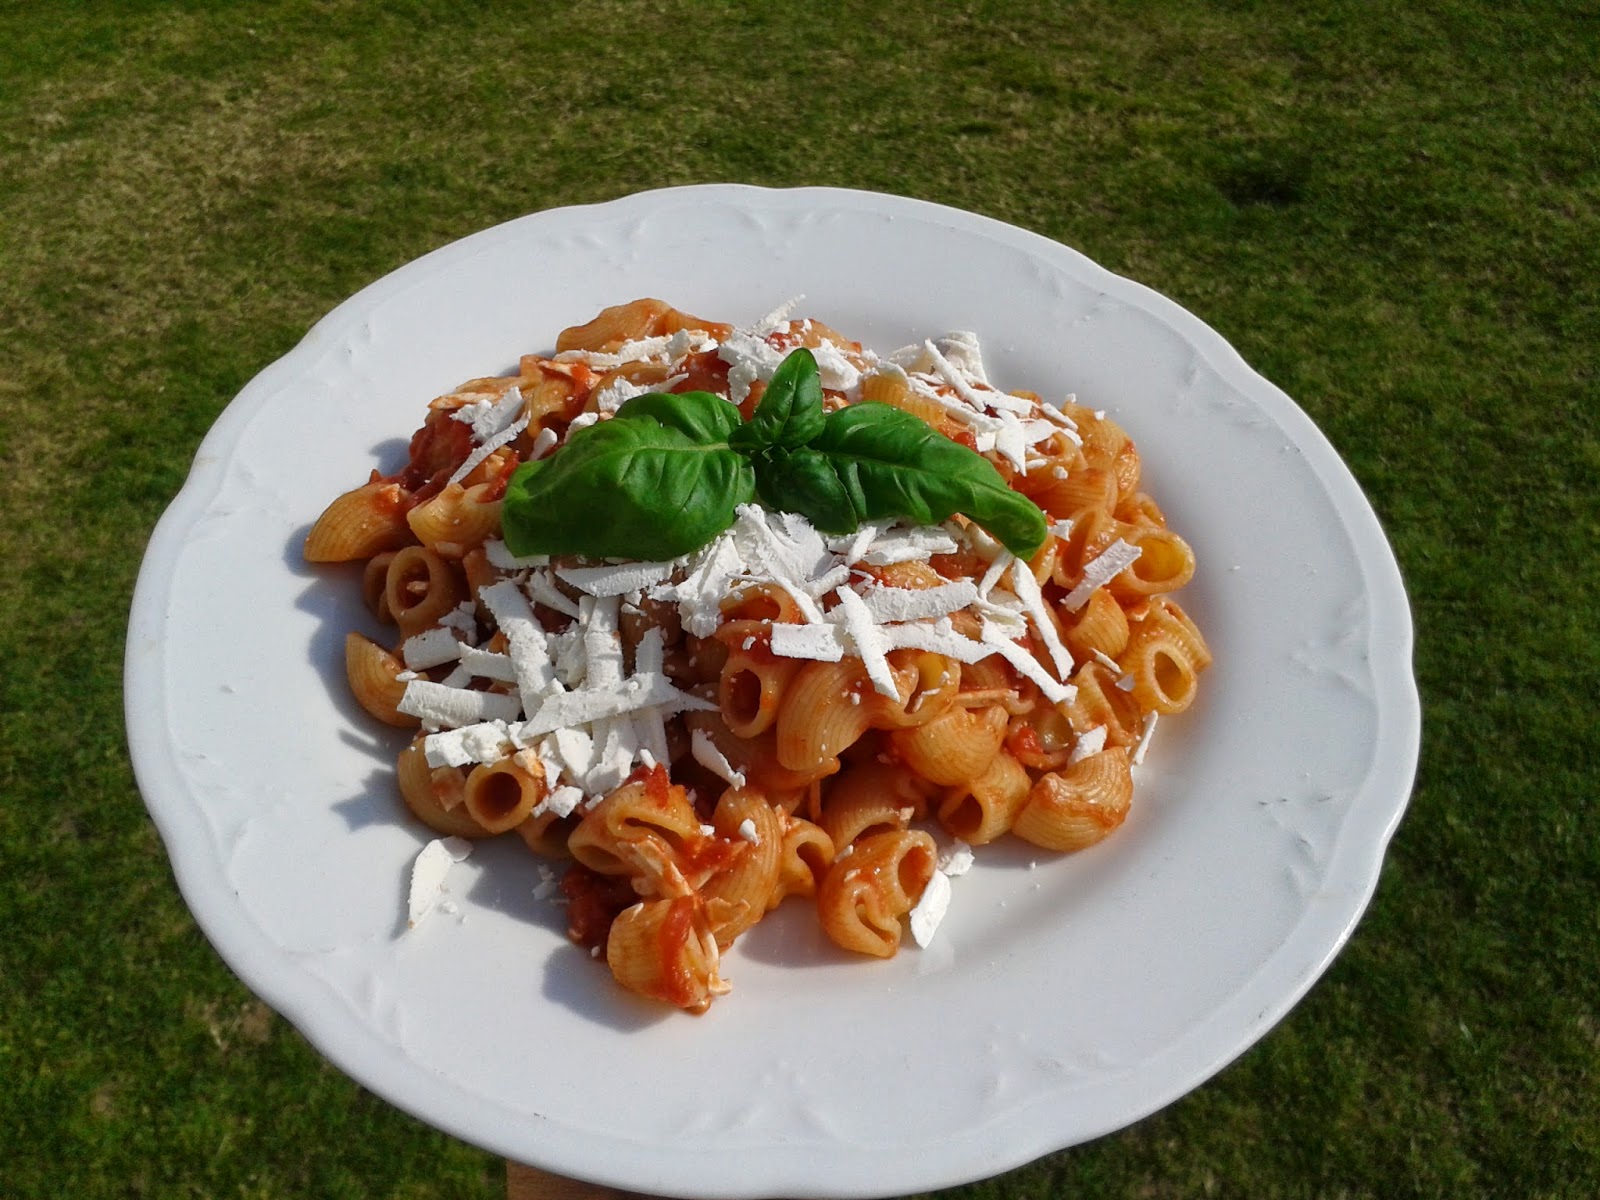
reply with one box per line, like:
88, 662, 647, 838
126, 185, 1419, 1199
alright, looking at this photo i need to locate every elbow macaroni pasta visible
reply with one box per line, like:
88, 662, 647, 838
306, 300, 1211, 1013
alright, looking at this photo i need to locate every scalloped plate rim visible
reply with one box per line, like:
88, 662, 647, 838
126, 184, 1420, 1198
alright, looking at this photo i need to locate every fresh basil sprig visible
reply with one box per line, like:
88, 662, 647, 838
728, 346, 826, 452
501, 348, 1047, 560
501, 391, 755, 559
789, 402, 1049, 554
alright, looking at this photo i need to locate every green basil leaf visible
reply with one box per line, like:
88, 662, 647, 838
502, 416, 755, 560
611, 389, 744, 443
808, 403, 1048, 557
751, 445, 859, 534
728, 348, 825, 453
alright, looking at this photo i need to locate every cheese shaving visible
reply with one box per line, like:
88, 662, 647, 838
1068, 725, 1108, 765
691, 729, 747, 790
1063, 539, 1142, 611
402, 627, 464, 671
834, 586, 898, 698
398, 680, 522, 728
556, 561, 677, 597
406, 837, 473, 928
1132, 712, 1159, 766
979, 623, 1076, 704
908, 869, 952, 948
1009, 558, 1075, 680
483, 539, 549, 570
859, 580, 978, 623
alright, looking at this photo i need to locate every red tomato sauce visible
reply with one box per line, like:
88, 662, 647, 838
561, 865, 637, 950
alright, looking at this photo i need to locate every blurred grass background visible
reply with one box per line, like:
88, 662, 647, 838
2, 1, 1595, 1196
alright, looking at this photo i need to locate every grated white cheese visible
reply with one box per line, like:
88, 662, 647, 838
1068, 725, 1108, 765
436, 663, 471, 690
448, 417, 530, 487
1037, 401, 1081, 433
979, 622, 1076, 705
810, 340, 862, 392
424, 720, 514, 768
548, 624, 586, 687
593, 372, 686, 414
402, 627, 464, 671
732, 508, 829, 622
631, 705, 672, 775
1090, 648, 1123, 674
899, 368, 1006, 433
884, 618, 993, 664
750, 295, 804, 335
1062, 539, 1142, 611
554, 330, 717, 370
516, 673, 716, 740
806, 563, 853, 599
1009, 558, 1075, 680
579, 595, 625, 688
1132, 712, 1159, 766
654, 534, 746, 637
932, 331, 988, 383
556, 560, 677, 598
769, 621, 847, 662
586, 716, 640, 794
718, 329, 785, 405
525, 568, 583, 620
691, 728, 747, 790
455, 644, 517, 683
541, 784, 585, 819
449, 386, 526, 442
483, 539, 549, 571
919, 338, 1033, 417
541, 728, 596, 790
908, 869, 953, 948
527, 426, 559, 461
859, 580, 978, 623
398, 680, 522, 729
993, 410, 1030, 473
1022, 418, 1064, 447
436, 600, 479, 637
937, 839, 975, 877
834, 586, 898, 698
977, 549, 1014, 599
773, 510, 834, 578
861, 525, 961, 566
407, 837, 472, 928
532, 865, 561, 900
835, 521, 885, 566
480, 579, 561, 710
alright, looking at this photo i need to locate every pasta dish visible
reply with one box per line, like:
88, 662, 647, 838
304, 298, 1210, 1013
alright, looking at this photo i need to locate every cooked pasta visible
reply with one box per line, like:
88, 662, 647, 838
307, 300, 1211, 1012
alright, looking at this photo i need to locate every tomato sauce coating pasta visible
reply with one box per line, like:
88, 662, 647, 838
307, 299, 1210, 1013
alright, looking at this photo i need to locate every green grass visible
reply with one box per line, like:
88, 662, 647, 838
2, 1, 1596, 1196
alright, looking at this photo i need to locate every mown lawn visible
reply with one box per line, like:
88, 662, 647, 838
1, 2, 1595, 1197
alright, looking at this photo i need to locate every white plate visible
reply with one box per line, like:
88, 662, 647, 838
126, 185, 1419, 1199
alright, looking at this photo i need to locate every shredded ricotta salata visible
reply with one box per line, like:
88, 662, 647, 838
310, 298, 1211, 1013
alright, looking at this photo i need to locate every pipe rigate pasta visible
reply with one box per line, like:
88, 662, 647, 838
306, 299, 1210, 1012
